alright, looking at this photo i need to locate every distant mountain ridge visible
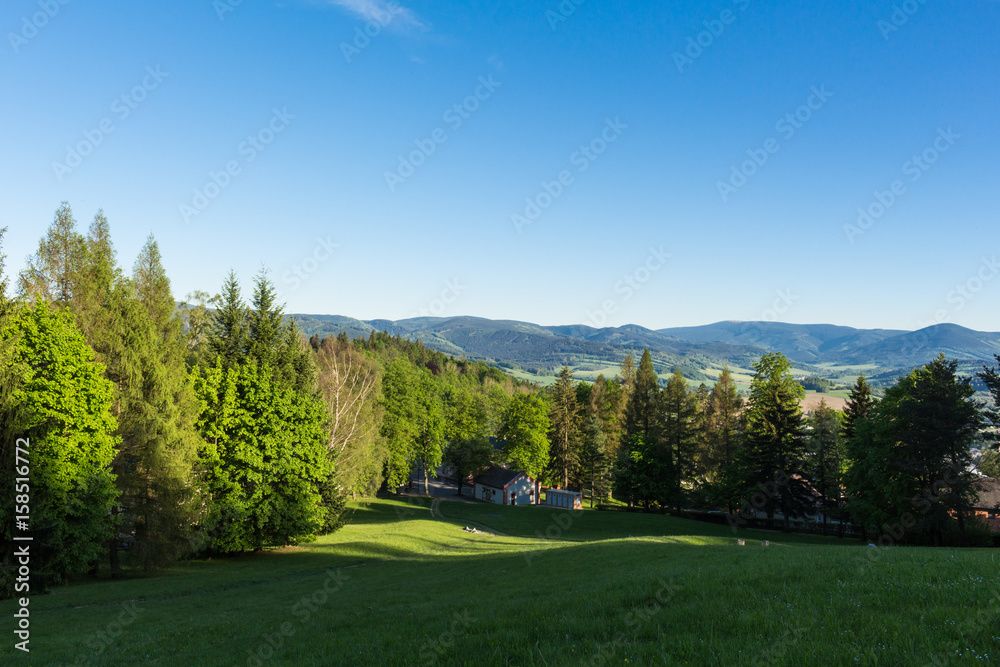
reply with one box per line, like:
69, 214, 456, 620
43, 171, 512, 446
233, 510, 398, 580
290, 314, 1000, 381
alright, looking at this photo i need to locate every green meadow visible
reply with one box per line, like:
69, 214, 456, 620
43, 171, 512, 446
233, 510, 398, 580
3, 498, 998, 666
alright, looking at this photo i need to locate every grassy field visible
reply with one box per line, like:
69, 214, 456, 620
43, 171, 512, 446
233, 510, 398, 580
3, 498, 999, 666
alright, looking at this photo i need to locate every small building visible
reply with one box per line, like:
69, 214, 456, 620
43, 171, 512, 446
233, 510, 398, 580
972, 477, 1000, 532
545, 489, 583, 510
473, 466, 540, 506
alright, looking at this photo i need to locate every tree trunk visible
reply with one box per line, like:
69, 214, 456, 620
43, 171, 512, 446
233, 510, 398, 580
108, 506, 121, 578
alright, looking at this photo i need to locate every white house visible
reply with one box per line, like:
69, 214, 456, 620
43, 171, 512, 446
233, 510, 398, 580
473, 466, 540, 506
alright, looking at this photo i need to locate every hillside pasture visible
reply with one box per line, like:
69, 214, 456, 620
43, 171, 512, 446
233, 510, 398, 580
2, 498, 997, 666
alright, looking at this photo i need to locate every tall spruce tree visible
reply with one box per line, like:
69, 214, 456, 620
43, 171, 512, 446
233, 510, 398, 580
661, 369, 700, 514
805, 400, 844, 535
616, 350, 663, 509
843, 374, 874, 441
548, 366, 580, 489
705, 365, 744, 512
247, 268, 285, 368
738, 352, 809, 531
208, 270, 249, 368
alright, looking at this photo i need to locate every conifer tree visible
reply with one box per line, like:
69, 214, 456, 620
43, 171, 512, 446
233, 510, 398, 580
738, 352, 809, 531
616, 349, 663, 509
661, 369, 700, 514
208, 270, 248, 368
17, 202, 87, 306
805, 400, 844, 535
705, 365, 744, 512
548, 366, 580, 489
843, 374, 874, 441
247, 268, 284, 368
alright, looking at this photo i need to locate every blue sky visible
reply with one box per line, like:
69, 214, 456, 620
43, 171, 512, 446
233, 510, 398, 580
2, 0, 998, 332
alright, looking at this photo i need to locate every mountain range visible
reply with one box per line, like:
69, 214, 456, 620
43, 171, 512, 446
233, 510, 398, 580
291, 314, 1000, 385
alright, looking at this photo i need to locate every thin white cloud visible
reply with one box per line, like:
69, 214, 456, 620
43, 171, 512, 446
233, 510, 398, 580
328, 0, 427, 31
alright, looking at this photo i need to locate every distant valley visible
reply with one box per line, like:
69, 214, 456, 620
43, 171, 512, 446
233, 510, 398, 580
291, 314, 1000, 390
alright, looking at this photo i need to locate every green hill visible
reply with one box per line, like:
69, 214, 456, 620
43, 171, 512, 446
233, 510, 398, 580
5, 498, 997, 666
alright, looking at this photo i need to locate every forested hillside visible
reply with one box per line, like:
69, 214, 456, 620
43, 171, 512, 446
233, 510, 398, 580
3, 205, 999, 603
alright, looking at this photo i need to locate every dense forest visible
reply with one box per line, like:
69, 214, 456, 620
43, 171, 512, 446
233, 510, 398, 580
2, 204, 999, 599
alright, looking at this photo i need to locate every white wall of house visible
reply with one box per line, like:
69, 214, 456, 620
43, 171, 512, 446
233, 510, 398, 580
507, 476, 539, 505
475, 477, 540, 505
475, 483, 502, 504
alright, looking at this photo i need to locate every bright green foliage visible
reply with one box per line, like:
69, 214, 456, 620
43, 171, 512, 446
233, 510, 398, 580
737, 352, 809, 530
379, 357, 420, 489
805, 400, 845, 534
547, 366, 580, 488
498, 394, 550, 479
4, 302, 119, 588
193, 361, 330, 552
845, 355, 984, 545
413, 392, 445, 495
443, 436, 494, 495
444, 388, 489, 443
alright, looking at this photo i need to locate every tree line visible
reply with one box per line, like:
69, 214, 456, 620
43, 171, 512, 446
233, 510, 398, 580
535, 347, 1000, 547
3, 204, 999, 597
0, 204, 534, 596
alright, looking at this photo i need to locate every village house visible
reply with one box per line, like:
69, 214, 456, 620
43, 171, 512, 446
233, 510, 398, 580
473, 466, 540, 506
972, 477, 1000, 532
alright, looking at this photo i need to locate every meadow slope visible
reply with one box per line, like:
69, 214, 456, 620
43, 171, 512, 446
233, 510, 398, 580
2, 498, 998, 666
